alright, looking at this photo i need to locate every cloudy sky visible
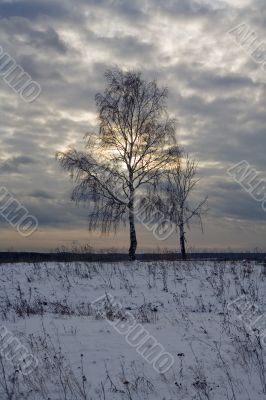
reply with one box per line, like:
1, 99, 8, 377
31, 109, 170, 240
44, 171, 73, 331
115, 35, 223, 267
0, 0, 266, 252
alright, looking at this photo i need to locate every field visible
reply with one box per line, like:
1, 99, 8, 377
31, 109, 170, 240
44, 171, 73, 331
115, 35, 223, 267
0, 260, 266, 399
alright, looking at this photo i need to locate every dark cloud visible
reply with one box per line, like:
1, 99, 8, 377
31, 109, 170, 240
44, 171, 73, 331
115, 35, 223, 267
0, 19, 68, 53
29, 190, 54, 200
0, 155, 36, 173
0, 1, 69, 19
20, 26, 67, 54
152, 0, 216, 18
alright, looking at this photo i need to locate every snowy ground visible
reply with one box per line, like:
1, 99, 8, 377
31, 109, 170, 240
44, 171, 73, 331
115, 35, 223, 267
0, 260, 266, 399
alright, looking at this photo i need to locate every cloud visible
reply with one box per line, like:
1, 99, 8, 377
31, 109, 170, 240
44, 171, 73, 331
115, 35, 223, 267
0, 1, 69, 19
0, 155, 36, 173
29, 190, 54, 200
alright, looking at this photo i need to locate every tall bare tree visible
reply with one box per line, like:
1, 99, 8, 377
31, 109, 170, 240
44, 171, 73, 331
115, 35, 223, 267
143, 154, 207, 260
56, 68, 178, 260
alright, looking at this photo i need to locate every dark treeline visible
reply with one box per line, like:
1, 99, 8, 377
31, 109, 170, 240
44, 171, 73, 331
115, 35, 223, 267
0, 252, 266, 264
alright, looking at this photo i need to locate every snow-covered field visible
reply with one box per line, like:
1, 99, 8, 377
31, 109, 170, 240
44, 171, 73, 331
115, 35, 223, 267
0, 260, 266, 399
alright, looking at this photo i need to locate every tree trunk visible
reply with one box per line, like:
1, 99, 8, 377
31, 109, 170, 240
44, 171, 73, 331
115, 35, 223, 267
179, 223, 186, 260
128, 170, 137, 261
128, 203, 137, 261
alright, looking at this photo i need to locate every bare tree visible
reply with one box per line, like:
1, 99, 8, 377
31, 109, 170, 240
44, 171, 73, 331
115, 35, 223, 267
143, 153, 207, 260
56, 68, 178, 260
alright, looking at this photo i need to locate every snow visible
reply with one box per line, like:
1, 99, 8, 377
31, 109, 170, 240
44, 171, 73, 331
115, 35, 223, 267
0, 260, 266, 399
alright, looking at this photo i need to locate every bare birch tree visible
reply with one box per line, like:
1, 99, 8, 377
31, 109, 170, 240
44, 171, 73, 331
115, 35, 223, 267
56, 68, 178, 260
143, 154, 207, 260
